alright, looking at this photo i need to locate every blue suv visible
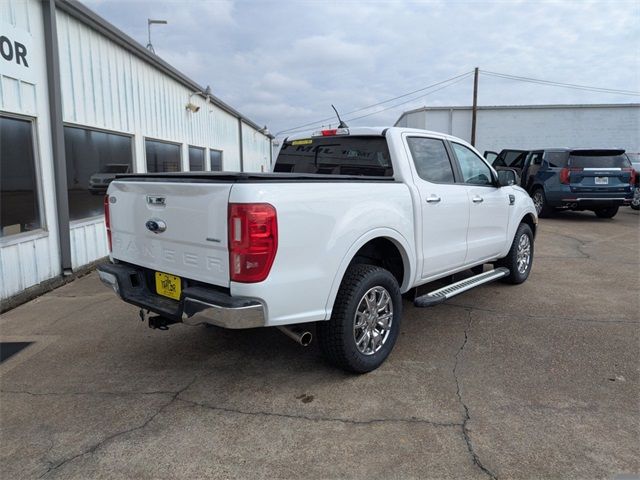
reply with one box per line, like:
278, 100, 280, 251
485, 148, 636, 219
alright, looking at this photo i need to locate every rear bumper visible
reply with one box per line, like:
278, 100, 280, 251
559, 197, 631, 208
97, 262, 265, 329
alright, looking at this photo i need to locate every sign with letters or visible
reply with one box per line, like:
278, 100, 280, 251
0, 22, 36, 83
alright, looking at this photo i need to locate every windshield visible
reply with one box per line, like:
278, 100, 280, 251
274, 136, 393, 176
101, 165, 129, 173
568, 150, 630, 169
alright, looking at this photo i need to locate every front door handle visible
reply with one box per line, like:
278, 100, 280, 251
426, 195, 441, 204
472, 196, 484, 203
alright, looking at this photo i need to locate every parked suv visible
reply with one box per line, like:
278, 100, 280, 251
626, 153, 640, 211
485, 148, 635, 218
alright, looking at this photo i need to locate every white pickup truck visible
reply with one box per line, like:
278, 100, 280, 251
98, 127, 537, 373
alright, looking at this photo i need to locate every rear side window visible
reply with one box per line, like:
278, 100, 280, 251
275, 136, 392, 176
407, 137, 455, 183
568, 151, 631, 168
543, 151, 569, 168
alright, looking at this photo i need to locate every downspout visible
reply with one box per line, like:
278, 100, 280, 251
42, 0, 73, 275
237, 118, 244, 172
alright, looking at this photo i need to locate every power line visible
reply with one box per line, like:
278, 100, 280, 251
276, 70, 474, 136
481, 70, 640, 96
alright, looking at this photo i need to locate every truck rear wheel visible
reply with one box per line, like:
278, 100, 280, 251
317, 264, 402, 373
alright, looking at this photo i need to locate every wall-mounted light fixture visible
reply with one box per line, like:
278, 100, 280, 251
186, 85, 212, 114
146, 19, 167, 53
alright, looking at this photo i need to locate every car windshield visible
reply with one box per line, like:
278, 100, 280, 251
275, 136, 393, 176
568, 150, 631, 169
102, 165, 129, 173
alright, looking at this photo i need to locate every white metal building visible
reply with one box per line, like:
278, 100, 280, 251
395, 103, 640, 155
0, 0, 272, 305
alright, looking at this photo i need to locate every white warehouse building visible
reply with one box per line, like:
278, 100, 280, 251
0, 0, 272, 305
395, 103, 640, 155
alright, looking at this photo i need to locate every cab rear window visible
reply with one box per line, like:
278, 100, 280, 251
274, 136, 393, 176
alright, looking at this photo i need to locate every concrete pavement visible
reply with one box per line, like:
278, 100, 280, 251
1, 208, 638, 479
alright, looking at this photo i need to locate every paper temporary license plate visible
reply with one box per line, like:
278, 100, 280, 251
155, 272, 181, 300
595, 176, 609, 185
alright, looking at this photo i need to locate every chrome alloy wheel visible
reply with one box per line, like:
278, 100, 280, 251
532, 191, 543, 215
353, 286, 393, 355
516, 233, 532, 274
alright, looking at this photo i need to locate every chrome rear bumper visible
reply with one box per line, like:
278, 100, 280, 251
97, 263, 265, 329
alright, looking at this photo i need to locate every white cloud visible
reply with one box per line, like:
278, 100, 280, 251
81, 0, 640, 134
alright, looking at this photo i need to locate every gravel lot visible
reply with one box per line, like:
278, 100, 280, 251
1, 208, 638, 479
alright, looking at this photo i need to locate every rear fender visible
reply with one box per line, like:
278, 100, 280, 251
324, 228, 415, 318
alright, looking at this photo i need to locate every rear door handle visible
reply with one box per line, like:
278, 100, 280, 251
426, 195, 441, 203
472, 196, 484, 203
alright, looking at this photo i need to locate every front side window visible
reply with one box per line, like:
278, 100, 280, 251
407, 137, 455, 183
189, 146, 205, 171
210, 149, 223, 171
146, 139, 181, 172
64, 126, 133, 221
1, 115, 41, 237
451, 142, 493, 186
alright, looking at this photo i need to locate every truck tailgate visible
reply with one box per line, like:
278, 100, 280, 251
108, 180, 231, 287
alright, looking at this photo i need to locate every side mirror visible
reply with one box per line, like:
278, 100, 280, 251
497, 169, 518, 187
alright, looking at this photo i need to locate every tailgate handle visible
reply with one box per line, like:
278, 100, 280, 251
147, 196, 166, 206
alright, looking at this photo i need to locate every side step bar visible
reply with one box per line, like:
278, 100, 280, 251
414, 267, 510, 307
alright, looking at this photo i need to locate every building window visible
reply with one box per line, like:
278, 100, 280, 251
146, 139, 181, 172
64, 126, 133, 221
1, 115, 42, 237
189, 146, 205, 171
210, 149, 223, 171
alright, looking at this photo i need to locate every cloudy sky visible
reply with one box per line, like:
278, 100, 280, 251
82, 0, 639, 135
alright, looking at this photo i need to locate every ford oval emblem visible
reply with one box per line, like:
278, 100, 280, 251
145, 218, 167, 233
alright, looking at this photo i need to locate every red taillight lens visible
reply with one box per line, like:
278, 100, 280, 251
104, 195, 112, 252
623, 168, 636, 185
560, 167, 581, 185
228, 203, 278, 283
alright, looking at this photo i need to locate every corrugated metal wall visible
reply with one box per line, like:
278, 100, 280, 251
1, 0, 271, 301
1, 0, 61, 301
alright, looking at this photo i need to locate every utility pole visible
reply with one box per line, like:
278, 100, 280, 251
471, 67, 479, 146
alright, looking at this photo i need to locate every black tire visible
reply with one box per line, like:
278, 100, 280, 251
317, 264, 402, 374
531, 188, 552, 218
497, 223, 534, 284
631, 188, 640, 210
594, 206, 618, 219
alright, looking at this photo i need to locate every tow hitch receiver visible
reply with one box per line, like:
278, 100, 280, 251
414, 268, 510, 307
139, 309, 179, 330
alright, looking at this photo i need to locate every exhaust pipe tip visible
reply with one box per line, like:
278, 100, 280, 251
299, 331, 312, 347
277, 326, 312, 347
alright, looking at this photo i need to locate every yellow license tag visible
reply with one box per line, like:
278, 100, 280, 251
155, 272, 181, 300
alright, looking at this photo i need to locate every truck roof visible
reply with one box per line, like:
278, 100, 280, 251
283, 126, 462, 143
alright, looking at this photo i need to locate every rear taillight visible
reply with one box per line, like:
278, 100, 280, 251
228, 203, 278, 283
104, 195, 112, 252
560, 167, 582, 185
623, 168, 636, 185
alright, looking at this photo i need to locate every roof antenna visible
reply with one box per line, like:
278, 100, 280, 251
331, 104, 349, 128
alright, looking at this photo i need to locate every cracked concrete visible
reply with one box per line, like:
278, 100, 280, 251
1, 208, 638, 479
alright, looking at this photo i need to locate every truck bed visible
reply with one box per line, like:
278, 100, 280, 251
115, 172, 397, 183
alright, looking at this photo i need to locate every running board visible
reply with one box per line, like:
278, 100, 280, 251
414, 267, 510, 307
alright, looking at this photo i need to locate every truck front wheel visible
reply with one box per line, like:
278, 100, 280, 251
317, 264, 402, 373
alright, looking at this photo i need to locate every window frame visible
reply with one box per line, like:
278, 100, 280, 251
209, 148, 224, 171
63, 123, 135, 222
448, 140, 498, 187
0, 112, 47, 242
405, 135, 459, 185
144, 137, 183, 173
188, 145, 206, 172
